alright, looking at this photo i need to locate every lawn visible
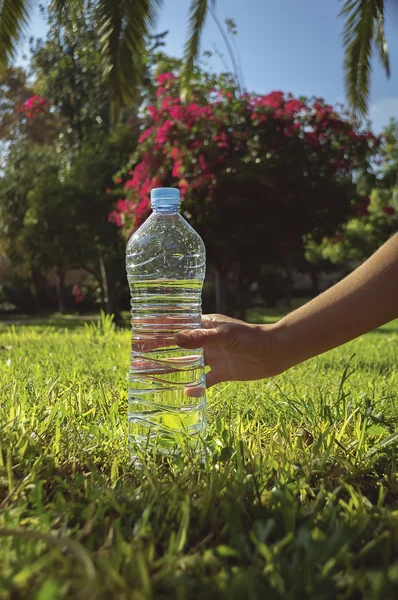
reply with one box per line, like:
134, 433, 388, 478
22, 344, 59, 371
1, 312, 398, 599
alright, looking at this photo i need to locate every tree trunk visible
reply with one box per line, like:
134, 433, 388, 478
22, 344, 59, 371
215, 267, 228, 314
106, 274, 122, 324
56, 266, 67, 314
235, 264, 248, 321
31, 267, 47, 313
98, 251, 109, 312
99, 250, 121, 322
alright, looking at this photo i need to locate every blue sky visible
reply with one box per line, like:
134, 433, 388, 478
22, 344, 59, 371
22, 0, 398, 133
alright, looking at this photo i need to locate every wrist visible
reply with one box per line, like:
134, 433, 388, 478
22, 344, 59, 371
263, 318, 297, 375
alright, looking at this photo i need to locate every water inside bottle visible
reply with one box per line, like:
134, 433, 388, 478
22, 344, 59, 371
128, 278, 206, 454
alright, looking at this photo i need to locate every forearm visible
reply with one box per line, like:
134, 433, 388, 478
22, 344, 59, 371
273, 233, 398, 369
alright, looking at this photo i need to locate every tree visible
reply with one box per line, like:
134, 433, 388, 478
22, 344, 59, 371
341, 0, 390, 115
109, 67, 380, 318
0, 144, 75, 312
0, 4, 139, 315
306, 120, 398, 266
0, 0, 392, 117
30, 2, 112, 146
0, 66, 58, 167
66, 125, 138, 316
305, 187, 397, 266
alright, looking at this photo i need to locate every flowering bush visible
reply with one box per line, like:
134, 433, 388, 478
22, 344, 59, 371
109, 69, 380, 314
110, 72, 380, 240
19, 95, 50, 118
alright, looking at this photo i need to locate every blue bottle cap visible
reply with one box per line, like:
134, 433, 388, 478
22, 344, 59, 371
150, 187, 180, 208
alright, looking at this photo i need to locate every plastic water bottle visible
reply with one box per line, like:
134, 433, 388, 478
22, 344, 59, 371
126, 187, 206, 455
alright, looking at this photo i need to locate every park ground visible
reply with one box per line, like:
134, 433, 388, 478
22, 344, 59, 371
1, 309, 398, 599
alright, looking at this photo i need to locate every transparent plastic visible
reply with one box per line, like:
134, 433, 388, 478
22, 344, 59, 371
126, 201, 206, 455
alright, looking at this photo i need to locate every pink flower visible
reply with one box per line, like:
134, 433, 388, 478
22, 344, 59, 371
261, 91, 284, 109
170, 147, 180, 160
383, 206, 395, 216
124, 179, 135, 190
186, 103, 200, 118
170, 105, 182, 120
134, 196, 151, 228
250, 112, 267, 124
108, 210, 122, 227
285, 99, 305, 114
155, 120, 173, 144
215, 131, 228, 148
198, 154, 207, 171
138, 127, 154, 144
72, 284, 84, 304
116, 199, 128, 213
162, 96, 174, 110
172, 161, 183, 178
21, 94, 49, 118
156, 86, 166, 98
115, 177, 122, 185
156, 72, 175, 85
148, 105, 158, 120
178, 178, 189, 198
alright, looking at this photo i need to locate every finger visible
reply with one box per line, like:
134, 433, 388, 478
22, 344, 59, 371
202, 313, 246, 326
203, 345, 219, 367
184, 369, 221, 394
184, 385, 206, 397
175, 327, 228, 349
206, 369, 222, 388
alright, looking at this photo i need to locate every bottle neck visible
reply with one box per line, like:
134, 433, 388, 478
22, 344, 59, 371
152, 204, 179, 214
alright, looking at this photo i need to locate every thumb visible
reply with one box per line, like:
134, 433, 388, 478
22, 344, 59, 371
175, 327, 228, 349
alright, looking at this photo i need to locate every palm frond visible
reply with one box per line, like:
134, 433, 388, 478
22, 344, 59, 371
49, 0, 69, 12
180, 0, 215, 99
97, 0, 162, 120
341, 0, 390, 116
0, 0, 33, 66
374, 0, 390, 77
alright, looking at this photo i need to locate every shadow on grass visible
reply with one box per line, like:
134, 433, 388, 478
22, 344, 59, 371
373, 326, 398, 335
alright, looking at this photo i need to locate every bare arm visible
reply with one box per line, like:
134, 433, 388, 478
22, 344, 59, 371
277, 232, 398, 369
176, 233, 398, 387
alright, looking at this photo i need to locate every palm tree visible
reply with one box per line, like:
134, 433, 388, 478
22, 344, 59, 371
341, 0, 390, 115
0, 0, 214, 112
0, 0, 391, 116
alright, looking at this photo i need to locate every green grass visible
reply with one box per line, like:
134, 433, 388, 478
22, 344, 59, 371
1, 312, 398, 599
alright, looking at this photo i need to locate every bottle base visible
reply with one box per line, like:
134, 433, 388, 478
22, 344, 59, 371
128, 424, 207, 464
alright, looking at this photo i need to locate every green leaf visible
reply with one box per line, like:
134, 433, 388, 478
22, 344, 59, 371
96, 0, 162, 119
216, 544, 240, 558
180, 0, 215, 100
49, 0, 69, 12
341, 0, 390, 116
0, 0, 32, 66
374, 0, 390, 77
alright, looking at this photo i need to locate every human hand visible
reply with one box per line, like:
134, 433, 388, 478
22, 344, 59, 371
175, 314, 287, 388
